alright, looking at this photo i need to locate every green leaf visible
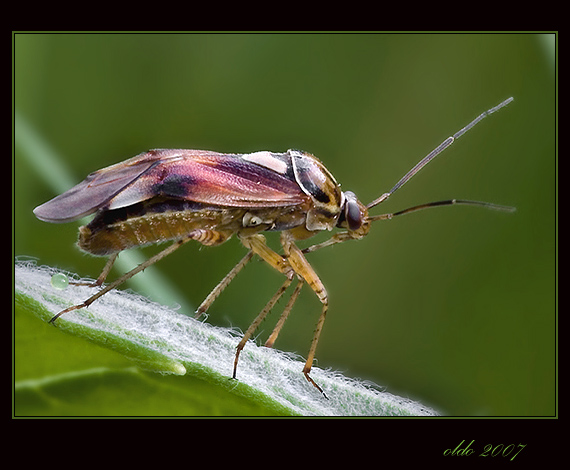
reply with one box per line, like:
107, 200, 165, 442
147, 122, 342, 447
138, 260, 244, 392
14, 260, 438, 416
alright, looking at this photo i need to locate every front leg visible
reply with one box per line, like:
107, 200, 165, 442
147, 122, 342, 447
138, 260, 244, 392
301, 231, 353, 254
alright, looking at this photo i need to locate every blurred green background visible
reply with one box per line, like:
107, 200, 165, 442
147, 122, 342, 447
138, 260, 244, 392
14, 33, 556, 416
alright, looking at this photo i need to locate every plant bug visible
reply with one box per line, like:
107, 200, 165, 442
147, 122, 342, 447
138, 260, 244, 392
33, 97, 515, 396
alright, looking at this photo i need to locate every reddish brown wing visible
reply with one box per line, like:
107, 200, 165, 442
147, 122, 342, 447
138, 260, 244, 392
33, 150, 166, 223
34, 149, 307, 223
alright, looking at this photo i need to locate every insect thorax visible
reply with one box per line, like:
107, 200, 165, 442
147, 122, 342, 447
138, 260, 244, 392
287, 150, 343, 231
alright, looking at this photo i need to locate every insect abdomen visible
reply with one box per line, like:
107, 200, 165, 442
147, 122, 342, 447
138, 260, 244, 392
78, 209, 235, 256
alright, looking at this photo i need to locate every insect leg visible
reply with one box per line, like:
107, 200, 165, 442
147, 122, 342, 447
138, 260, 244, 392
281, 232, 328, 397
302, 232, 354, 254
195, 250, 254, 319
49, 229, 223, 324
69, 253, 118, 287
264, 278, 304, 348
233, 273, 294, 380
239, 233, 291, 275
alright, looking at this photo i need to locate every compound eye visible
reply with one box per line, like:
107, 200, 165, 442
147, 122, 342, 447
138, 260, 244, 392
345, 199, 362, 231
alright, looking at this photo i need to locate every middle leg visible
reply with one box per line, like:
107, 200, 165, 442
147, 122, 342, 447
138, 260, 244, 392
232, 233, 302, 379
195, 250, 254, 319
281, 231, 329, 396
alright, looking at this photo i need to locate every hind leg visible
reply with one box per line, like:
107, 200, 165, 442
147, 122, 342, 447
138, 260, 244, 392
49, 229, 230, 324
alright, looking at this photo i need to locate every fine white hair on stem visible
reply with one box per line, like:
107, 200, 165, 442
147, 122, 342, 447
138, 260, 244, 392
15, 259, 438, 417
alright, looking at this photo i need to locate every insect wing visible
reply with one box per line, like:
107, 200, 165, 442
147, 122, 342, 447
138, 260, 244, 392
32, 151, 172, 223
106, 150, 307, 210
34, 149, 307, 223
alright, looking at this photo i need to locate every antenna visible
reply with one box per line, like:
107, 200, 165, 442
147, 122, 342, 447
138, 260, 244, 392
366, 97, 514, 210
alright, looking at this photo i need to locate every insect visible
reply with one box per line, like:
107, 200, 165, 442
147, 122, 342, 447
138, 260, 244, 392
34, 97, 514, 396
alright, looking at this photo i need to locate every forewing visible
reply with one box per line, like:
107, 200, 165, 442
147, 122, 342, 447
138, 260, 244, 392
34, 149, 307, 223
107, 150, 307, 210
